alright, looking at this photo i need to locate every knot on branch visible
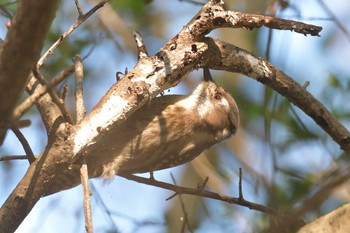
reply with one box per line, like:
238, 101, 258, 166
127, 82, 150, 104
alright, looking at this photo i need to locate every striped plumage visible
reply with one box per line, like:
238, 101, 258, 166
90, 80, 239, 177
45, 76, 239, 195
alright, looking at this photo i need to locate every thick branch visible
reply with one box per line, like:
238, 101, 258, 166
0, 120, 72, 233
298, 203, 350, 233
0, 0, 59, 144
175, 0, 321, 42
23, 71, 71, 135
202, 38, 350, 153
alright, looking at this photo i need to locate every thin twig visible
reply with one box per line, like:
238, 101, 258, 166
9, 119, 31, 128
12, 66, 75, 121
116, 67, 128, 82
133, 31, 149, 60
302, 81, 310, 89
80, 162, 93, 233
74, 55, 86, 124
74, 0, 84, 18
197, 176, 209, 190
10, 126, 35, 164
121, 174, 296, 220
170, 173, 193, 233
36, 0, 109, 69
238, 168, 244, 200
0, 155, 29, 162
33, 67, 75, 124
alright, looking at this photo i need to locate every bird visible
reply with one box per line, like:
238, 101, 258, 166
45, 68, 239, 195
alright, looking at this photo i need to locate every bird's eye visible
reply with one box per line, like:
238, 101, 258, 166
214, 93, 222, 100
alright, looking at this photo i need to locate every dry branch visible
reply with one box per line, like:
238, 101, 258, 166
298, 203, 350, 233
74, 55, 86, 124
201, 38, 350, 153
122, 174, 295, 220
0, 0, 59, 144
12, 66, 75, 121
10, 127, 35, 164
36, 0, 109, 69
80, 163, 93, 233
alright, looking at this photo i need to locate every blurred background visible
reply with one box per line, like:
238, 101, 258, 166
1, 0, 350, 232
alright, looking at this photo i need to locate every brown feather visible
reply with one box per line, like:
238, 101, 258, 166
45, 81, 239, 195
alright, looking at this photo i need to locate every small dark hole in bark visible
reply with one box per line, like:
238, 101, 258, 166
191, 44, 197, 52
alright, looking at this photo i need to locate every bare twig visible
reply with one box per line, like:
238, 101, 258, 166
33, 68, 74, 125
133, 31, 149, 59
0, 155, 29, 162
197, 176, 209, 190
74, 55, 86, 124
76, 53, 91, 233
10, 126, 35, 164
0, 0, 59, 144
302, 81, 310, 89
74, 0, 84, 18
121, 174, 296, 220
12, 66, 75, 121
202, 38, 350, 154
170, 173, 193, 233
177, 0, 322, 40
238, 168, 244, 200
9, 119, 31, 128
116, 67, 128, 82
80, 162, 93, 233
36, 0, 109, 69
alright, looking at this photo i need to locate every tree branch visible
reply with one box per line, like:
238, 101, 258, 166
201, 38, 350, 153
298, 203, 350, 233
0, 0, 59, 144
36, 0, 109, 69
175, 0, 321, 43
74, 55, 86, 124
80, 163, 93, 233
121, 174, 297, 220
0, 155, 29, 162
12, 66, 74, 121
10, 126, 35, 164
